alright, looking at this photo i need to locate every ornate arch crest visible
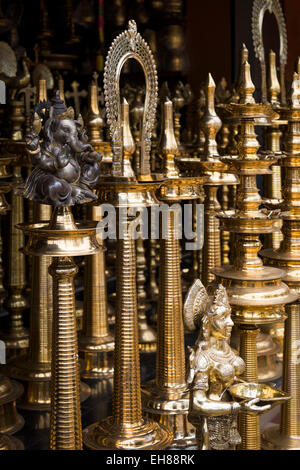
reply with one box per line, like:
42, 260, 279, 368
252, 0, 288, 103
104, 20, 158, 178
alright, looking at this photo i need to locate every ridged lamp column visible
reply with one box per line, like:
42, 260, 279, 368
261, 72, 300, 449
142, 98, 204, 447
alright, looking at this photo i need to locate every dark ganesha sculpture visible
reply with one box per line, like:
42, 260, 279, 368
23, 91, 102, 206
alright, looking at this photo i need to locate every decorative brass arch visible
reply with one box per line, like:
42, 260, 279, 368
104, 20, 158, 179
252, 0, 288, 103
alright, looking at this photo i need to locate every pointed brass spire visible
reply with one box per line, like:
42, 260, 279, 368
268, 50, 280, 106
241, 43, 249, 64
37, 79, 47, 103
238, 61, 255, 105
158, 98, 179, 178
86, 74, 104, 145
201, 73, 222, 160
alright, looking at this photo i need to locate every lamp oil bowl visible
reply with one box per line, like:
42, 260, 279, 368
228, 382, 290, 411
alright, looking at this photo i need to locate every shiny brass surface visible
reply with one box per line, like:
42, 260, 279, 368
231, 327, 282, 383
1, 156, 29, 360
79, 204, 114, 379
142, 98, 204, 448
83, 21, 172, 450
261, 73, 300, 450
137, 237, 156, 352
0, 374, 24, 435
184, 281, 281, 450
199, 74, 237, 286
21, 207, 101, 449
212, 54, 296, 449
263, 51, 284, 251
6, 203, 53, 410
0, 158, 24, 438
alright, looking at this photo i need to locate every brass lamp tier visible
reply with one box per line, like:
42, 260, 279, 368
211, 58, 296, 450
141, 98, 203, 448
260, 80, 300, 449
142, 175, 203, 448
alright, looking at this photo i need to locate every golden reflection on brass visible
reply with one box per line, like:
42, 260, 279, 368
212, 53, 296, 449
263, 50, 284, 251
0, 148, 29, 360
0, 159, 24, 448
20, 206, 100, 449
200, 74, 237, 286
142, 97, 204, 448
6, 203, 52, 410
79, 204, 114, 379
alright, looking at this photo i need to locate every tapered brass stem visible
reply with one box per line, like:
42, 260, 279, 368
137, 237, 156, 352
146, 238, 159, 302
114, 228, 141, 426
83, 208, 172, 449
49, 256, 82, 450
202, 186, 221, 286
280, 303, 300, 437
142, 97, 200, 447
263, 50, 283, 250
157, 210, 185, 390
2, 164, 28, 359
7, 203, 52, 409
79, 205, 114, 379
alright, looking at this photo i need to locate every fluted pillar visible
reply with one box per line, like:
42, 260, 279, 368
49, 256, 82, 450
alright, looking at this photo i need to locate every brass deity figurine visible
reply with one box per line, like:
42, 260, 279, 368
185, 280, 290, 450
24, 91, 100, 206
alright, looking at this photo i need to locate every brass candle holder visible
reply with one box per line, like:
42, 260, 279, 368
19, 91, 103, 449
6, 202, 53, 410
261, 72, 300, 450
78, 75, 114, 379
79, 204, 114, 379
199, 74, 237, 287
83, 20, 172, 450
0, 158, 24, 448
141, 97, 204, 448
263, 50, 284, 251
0, 141, 29, 360
211, 57, 296, 449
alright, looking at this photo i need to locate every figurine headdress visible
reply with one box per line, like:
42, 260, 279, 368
33, 90, 75, 131
184, 280, 231, 333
